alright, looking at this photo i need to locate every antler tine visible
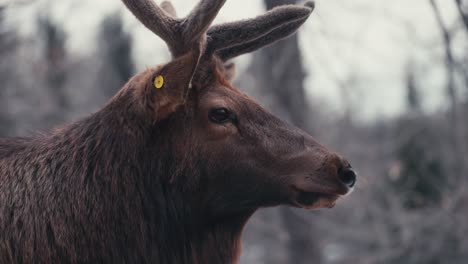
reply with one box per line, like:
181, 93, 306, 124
123, 0, 226, 57
206, 2, 313, 55
160, 1, 177, 17
182, 0, 227, 45
122, 0, 178, 46
218, 14, 310, 61
122, 0, 311, 61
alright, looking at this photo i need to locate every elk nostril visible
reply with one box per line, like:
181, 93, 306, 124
338, 168, 357, 188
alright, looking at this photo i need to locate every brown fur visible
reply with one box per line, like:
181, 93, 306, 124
0, 1, 356, 263
0, 58, 353, 264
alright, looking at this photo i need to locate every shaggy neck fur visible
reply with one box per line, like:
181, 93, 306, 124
0, 89, 252, 264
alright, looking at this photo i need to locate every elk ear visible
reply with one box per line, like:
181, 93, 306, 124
149, 51, 201, 120
223, 62, 236, 82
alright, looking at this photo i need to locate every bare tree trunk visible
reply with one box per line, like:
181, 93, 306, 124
454, 0, 468, 32
430, 0, 457, 122
249, 0, 307, 127
0, 8, 13, 136
429, 0, 464, 166
430, 0, 468, 193
98, 13, 134, 98
38, 11, 68, 126
242, 0, 322, 263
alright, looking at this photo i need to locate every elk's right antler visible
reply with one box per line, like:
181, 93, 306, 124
206, 1, 315, 61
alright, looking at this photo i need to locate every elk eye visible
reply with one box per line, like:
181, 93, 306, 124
209, 108, 233, 124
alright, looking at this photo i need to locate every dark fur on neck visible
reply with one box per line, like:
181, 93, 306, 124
0, 87, 251, 264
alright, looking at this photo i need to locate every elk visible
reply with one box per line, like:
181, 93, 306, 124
0, 0, 357, 263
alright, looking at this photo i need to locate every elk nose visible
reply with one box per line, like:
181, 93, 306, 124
338, 167, 357, 188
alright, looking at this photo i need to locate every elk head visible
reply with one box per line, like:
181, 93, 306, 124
120, 0, 356, 217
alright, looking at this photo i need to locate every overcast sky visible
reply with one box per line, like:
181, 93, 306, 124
6, 0, 465, 121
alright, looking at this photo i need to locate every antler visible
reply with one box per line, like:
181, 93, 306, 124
207, 1, 314, 61
217, 8, 313, 61
119, 0, 315, 119
122, 0, 226, 57
160, 1, 176, 17
122, 0, 315, 64
182, 0, 227, 45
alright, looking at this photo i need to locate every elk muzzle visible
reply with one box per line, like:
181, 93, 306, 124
287, 149, 357, 209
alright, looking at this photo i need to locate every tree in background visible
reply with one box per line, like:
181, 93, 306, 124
0, 7, 15, 136
247, 0, 308, 127
391, 63, 445, 209
0, 8, 8, 136
0, 8, 7, 135
392, 124, 445, 209
240, 0, 321, 263
430, 0, 468, 177
405, 62, 421, 114
97, 12, 134, 98
454, 0, 468, 32
37, 12, 68, 126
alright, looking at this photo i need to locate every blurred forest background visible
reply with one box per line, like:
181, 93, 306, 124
1, 0, 468, 263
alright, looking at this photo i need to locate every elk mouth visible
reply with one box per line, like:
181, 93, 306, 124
291, 187, 341, 209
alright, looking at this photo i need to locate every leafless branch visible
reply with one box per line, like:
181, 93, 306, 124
454, 0, 468, 32
0, 0, 34, 8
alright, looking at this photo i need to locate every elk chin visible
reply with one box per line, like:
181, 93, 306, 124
291, 188, 340, 209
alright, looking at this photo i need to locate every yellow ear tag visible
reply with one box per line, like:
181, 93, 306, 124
154, 75, 164, 89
